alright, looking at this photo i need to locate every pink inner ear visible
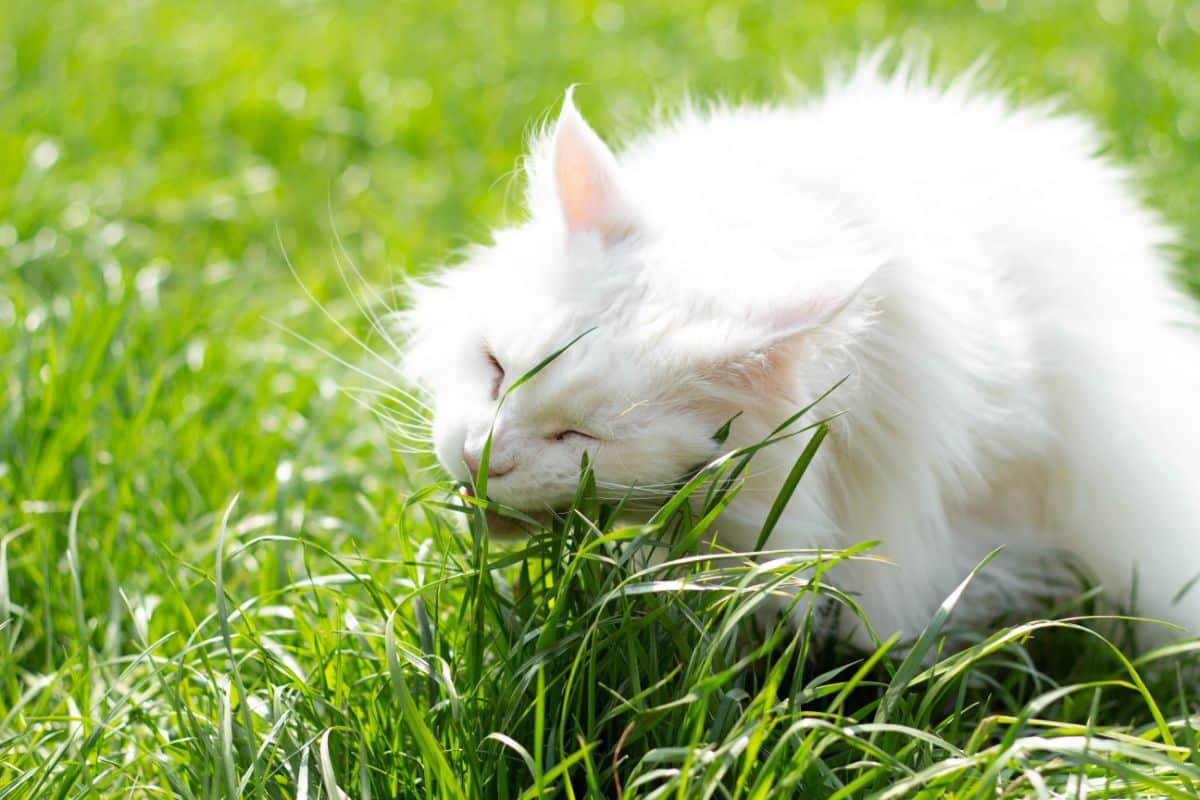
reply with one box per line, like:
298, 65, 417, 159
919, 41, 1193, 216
759, 299, 842, 344
701, 340, 801, 400
553, 92, 635, 243
763, 277, 873, 341
556, 134, 605, 231
692, 283, 870, 397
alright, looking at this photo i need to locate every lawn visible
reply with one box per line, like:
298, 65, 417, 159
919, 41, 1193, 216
4, 0, 1200, 797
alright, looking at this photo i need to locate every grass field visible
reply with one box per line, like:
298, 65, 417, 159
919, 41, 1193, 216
4, 0, 1200, 797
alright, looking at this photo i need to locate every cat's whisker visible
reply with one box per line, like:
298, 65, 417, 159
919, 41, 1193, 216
341, 392, 430, 438
342, 380, 426, 410
400, 464, 444, 480
384, 432, 436, 447
327, 196, 399, 315
595, 483, 683, 495
266, 319, 409, 400
385, 431, 435, 448
370, 404, 432, 430
369, 412, 432, 435
381, 425, 435, 445
360, 409, 433, 441
276, 226, 409, 384
327, 203, 409, 360
392, 444, 436, 454
386, 445, 435, 457
331, 246, 405, 362
347, 389, 429, 414
345, 396, 432, 432
593, 463, 787, 499
344, 392, 435, 441
382, 428, 435, 445
337, 374, 432, 406
594, 483, 691, 499
594, 478, 685, 490
376, 416, 434, 436
339, 383, 433, 416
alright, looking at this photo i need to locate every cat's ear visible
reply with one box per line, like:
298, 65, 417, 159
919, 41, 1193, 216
553, 87, 637, 244
753, 281, 867, 346
693, 273, 875, 393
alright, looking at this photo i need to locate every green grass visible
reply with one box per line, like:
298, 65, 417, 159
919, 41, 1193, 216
4, 0, 1200, 796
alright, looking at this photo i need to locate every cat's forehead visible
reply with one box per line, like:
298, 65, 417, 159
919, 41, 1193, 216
501, 332, 677, 421
465, 227, 648, 345
478, 223, 643, 298
498, 324, 648, 385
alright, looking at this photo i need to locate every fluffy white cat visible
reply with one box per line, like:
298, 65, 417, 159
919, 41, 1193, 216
400, 60, 1200, 646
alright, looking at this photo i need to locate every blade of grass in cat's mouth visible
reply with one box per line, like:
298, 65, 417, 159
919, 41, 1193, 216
459, 485, 542, 538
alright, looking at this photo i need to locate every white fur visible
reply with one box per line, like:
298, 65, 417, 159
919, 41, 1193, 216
400, 61, 1200, 645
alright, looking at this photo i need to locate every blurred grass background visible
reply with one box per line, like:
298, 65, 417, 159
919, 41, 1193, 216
4, 0, 1199, 518
2, 0, 1200, 794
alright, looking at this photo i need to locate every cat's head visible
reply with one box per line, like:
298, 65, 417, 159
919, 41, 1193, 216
399, 90, 879, 513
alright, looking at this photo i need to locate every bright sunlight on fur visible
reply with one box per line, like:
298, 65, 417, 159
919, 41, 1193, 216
400, 57, 1200, 649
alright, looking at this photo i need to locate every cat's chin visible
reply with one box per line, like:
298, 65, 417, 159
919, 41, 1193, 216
459, 485, 548, 539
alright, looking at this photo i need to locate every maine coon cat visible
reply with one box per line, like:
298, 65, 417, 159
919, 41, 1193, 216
399, 60, 1200, 646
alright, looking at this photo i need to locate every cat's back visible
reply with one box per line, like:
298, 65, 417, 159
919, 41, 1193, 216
625, 70, 1104, 223
619, 65, 1175, 316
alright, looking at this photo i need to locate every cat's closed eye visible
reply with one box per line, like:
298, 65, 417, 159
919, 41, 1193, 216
552, 429, 596, 442
484, 348, 504, 400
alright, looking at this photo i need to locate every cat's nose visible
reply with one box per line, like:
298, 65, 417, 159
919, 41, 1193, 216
463, 443, 515, 480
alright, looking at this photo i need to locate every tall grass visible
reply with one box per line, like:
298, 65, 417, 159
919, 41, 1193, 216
5, 0, 1200, 796
5, 342, 1200, 796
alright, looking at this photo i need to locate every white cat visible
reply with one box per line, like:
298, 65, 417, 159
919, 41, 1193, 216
399, 59, 1200, 646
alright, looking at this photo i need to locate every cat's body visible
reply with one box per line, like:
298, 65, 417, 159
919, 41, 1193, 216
402, 62, 1200, 645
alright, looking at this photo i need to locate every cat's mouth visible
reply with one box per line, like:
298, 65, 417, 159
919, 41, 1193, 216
459, 485, 546, 539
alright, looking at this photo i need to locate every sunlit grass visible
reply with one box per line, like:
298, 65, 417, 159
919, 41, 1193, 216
3, 0, 1200, 796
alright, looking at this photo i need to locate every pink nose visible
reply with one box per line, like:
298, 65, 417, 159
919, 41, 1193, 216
463, 446, 515, 480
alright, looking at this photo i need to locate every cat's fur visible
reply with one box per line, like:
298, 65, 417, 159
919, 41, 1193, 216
400, 59, 1200, 645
